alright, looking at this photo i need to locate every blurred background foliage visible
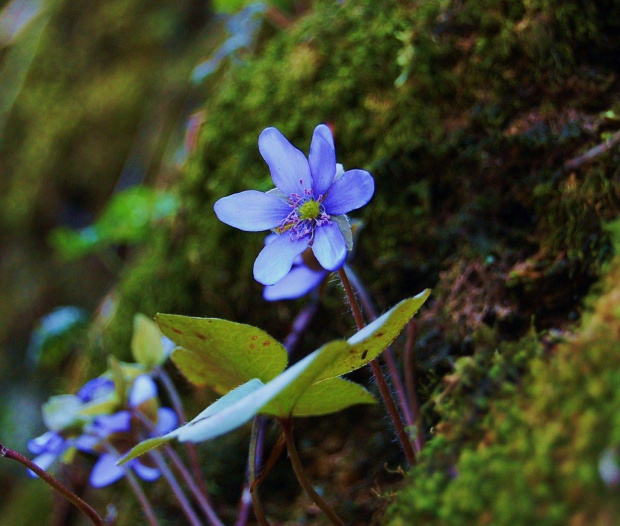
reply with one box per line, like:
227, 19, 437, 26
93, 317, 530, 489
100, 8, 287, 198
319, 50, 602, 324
1, 0, 620, 523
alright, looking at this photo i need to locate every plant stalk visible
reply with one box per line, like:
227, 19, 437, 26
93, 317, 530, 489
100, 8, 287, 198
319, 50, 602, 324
279, 420, 344, 526
337, 268, 417, 465
248, 416, 270, 526
0, 442, 105, 526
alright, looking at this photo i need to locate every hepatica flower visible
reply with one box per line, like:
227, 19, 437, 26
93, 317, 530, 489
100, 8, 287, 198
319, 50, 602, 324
214, 125, 374, 285
77, 375, 177, 488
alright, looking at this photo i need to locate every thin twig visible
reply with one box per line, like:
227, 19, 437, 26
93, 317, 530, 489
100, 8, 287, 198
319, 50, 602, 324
0, 442, 105, 526
337, 269, 417, 466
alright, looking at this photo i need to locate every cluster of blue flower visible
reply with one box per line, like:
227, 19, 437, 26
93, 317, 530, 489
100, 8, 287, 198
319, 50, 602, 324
29, 372, 176, 488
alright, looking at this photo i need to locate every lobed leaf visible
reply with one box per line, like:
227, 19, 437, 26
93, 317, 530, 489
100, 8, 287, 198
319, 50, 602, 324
157, 314, 288, 394
286, 377, 376, 418
314, 290, 431, 381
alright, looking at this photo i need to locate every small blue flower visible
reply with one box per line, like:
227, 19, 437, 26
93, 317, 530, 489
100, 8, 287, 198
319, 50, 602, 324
27, 431, 73, 474
76, 374, 177, 488
214, 124, 374, 285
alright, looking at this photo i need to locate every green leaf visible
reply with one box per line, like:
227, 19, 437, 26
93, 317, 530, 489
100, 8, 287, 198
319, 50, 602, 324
157, 314, 288, 394
49, 187, 178, 260
121, 342, 351, 461
315, 290, 431, 381
131, 313, 166, 368
287, 377, 376, 418
27, 307, 89, 368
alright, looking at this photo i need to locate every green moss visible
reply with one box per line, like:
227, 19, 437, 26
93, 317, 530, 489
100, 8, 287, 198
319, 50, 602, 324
385, 220, 620, 524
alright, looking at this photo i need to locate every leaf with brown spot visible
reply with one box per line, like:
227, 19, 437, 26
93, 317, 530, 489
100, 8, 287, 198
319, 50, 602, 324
156, 314, 288, 394
313, 290, 431, 381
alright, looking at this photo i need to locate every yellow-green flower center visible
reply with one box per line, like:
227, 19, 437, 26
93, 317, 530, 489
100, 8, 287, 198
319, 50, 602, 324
298, 200, 321, 220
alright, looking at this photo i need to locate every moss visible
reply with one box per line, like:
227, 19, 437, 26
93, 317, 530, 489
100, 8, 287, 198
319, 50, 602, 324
385, 220, 620, 524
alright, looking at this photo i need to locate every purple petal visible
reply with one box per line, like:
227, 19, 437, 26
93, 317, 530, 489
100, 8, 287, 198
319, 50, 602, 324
75, 434, 100, 453
155, 407, 178, 435
90, 453, 125, 488
258, 127, 312, 197
30, 452, 60, 475
214, 190, 291, 231
263, 265, 327, 301
92, 411, 131, 437
129, 375, 157, 407
254, 234, 309, 285
132, 460, 161, 482
77, 377, 114, 403
309, 124, 336, 197
323, 169, 374, 215
28, 431, 64, 455
312, 223, 347, 271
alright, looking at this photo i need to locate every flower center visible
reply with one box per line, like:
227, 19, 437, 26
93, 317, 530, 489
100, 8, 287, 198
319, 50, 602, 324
274, 191, 331, 240
298, 200, 321, 220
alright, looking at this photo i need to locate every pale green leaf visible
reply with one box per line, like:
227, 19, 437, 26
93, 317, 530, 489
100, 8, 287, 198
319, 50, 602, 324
315, 290, 431, 381
119, 380, 265, 464
121, 342, 351, 460
287, 377, 376, 418
131, 313, 166, 368
157, 314, 288, 394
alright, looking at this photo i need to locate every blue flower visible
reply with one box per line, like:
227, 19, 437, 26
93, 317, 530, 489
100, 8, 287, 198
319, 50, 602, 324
76, 375, 178, 488
214, 124, 374, 285
27, 377, 116, 475
27, 431, 73, 474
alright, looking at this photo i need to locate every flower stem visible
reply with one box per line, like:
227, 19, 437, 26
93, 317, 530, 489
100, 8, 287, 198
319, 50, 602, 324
104, 442, 159, 526
248, 416, 270, 526
344, 265, 417, 432
337, 268, 417, 465
154, 366, 211, 498
279, 419, 344, 526
0, 442, 105, 526
149, 449, 204, 526
133, 406, 222, 526
165, 445, 224, 526
120, 464, 160, 526
403, 320, 424, 452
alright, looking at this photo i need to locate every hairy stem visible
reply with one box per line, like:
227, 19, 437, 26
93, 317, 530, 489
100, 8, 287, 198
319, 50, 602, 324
279, 420, 344, 526
0, 443, 105, 526
337, 268, 417, 465
165, 446, 224, 526
345, 265, 417, 432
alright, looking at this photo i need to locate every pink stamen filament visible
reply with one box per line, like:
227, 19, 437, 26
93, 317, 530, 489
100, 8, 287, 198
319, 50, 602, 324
276, 189, 331, 241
